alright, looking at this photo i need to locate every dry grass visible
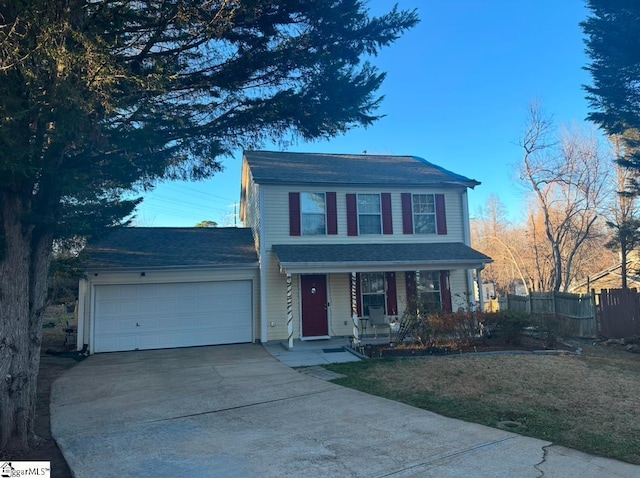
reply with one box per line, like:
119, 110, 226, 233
325, 343, 640, 464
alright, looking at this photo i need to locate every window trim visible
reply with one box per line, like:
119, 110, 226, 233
412, 193, 437, 235
300, 192, 327, 236
357, 193, 382, 235
360, 272, 387, 315
416, 270, 442, 312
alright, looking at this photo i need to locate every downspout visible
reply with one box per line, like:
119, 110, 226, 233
462, 189, 476, 310
476, 267, 484, 312
77, 277, 87, 351
259, 186, 268, 343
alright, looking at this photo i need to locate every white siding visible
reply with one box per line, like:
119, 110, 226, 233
260, 185, 467, 246
240, 164, 261, 253
327, 274, 353, 336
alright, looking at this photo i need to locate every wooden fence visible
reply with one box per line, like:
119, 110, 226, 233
494, 291, 597, 338
597, 289, 640, 339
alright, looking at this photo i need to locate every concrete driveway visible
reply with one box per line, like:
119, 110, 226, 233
51, 344, 639, 478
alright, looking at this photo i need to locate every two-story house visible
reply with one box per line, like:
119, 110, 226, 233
76, 151, 490, 353
240, 151, 491, 348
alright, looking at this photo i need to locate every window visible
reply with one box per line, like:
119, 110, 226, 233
361, 272, 386, 315
417, 271, 441, 312
412, 194, 436, 234
301, 193, 326, 235
358, 194, 381, 235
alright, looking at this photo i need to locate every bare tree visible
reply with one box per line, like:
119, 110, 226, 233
471, 195, 529, 295
519, 103, 612, 291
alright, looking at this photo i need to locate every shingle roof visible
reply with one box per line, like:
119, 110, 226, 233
244, 150, 480, 188
84, 227, 258, 270
272, 243, 491, 270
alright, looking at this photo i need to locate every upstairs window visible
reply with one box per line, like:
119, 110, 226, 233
301, 193, 326, 235
357, 194, 381, 235
401, 193, 447, 235
412, 194, 436, 234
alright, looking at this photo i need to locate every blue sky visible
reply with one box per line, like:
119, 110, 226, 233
134, 0, 592, 228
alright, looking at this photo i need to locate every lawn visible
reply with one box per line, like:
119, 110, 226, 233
324, 343, 640, 464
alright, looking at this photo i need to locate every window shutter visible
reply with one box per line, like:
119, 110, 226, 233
289, 192, 300, 236
385, 272, 398, 316
381, 193, 393, 234
401, 193, 413, 234
440, 270, 452, 312
326, 192, 338, 235
346, 194, 358, 236
435, 194, 447, 235
356, 273, 362, 316
405, 271, 416, 304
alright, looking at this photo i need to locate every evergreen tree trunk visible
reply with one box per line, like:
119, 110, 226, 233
0, 192, 52, 451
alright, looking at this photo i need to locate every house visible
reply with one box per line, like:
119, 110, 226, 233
569, 250, 640, 294
77, 151, 491, 353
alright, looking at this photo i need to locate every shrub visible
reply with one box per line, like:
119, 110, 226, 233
530, 314, 569, 348
479, 312, 531, 345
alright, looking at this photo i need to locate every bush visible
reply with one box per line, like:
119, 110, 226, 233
480, 312, 531, 345
529, 314, 569, 348
397, 301, 481, 347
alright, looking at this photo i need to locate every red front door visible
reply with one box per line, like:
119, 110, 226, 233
301, 274, 329, 338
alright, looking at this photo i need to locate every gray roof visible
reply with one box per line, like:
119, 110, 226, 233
272, 243, 492, 272
244, 151, 480, 188
84, 227, 258, 270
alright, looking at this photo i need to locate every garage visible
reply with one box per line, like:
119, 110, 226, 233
93, 280, 253, 352
78, 227, 260, 353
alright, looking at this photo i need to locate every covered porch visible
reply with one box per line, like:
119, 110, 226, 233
272, 243, 492, 349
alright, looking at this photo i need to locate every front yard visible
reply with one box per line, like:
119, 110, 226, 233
325, 342, 640, 464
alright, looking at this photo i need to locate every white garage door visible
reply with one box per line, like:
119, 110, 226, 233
93, 281, 253, 353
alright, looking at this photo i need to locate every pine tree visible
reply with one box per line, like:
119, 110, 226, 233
0, 0, 418, 451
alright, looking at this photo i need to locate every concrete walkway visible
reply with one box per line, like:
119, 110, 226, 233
51, 344, 640, 478
262, 338, 362, 367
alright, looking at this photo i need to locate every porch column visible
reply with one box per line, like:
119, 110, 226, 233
476, 268, 484, 312
351, 272, 359, 344
286, 273, 294, 350
415, 270, 420, 314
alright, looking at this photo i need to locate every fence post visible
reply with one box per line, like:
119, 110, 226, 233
552, 291, 557, 316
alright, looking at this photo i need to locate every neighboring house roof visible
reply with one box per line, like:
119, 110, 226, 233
272, 242, 492, 273
243, 150, 480, 188
84, 227, 258, 270
569, 258, 640, 292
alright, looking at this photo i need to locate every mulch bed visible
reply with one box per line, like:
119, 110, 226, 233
354, 336, 575, 359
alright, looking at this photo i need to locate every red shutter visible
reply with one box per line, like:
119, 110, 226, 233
346, 194, 358, 236
440, 270, 452, 312
356, 273, 362, 316
326, 192, 338, 235
405, 271, 416, 303
401, 193, 413, 234
381, 193, 393, 234
289, 192, 300, 236
385, 272, 398, 316
435, 194, 447, 235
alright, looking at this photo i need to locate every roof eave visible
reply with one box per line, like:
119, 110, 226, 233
85, 262, 260, 273
252, 178, 480, 189
278, 259, 491, 275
